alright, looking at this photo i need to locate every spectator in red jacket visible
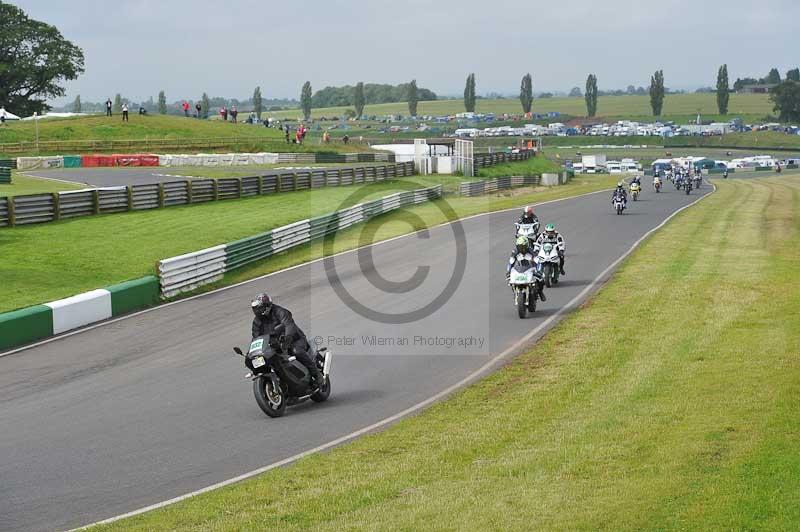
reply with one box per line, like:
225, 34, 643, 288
182, 101, 190, 117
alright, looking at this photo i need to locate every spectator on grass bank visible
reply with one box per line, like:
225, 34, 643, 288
231, 106, 238, 123
322, 130, 330, 143
0, 107, 7, 126
342, 134, 349, 145
122, 103, 129, 122
182, 101, 190, 117
221, 107, 228, 121
105, 98, 112, 116
138, 106, 146, 115
285, 126, 290, 143
195, 102, 202, 118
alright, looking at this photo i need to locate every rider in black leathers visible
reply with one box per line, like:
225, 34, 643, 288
612, 182, 628, 208
251, 293, 324, 386
518, 205, 540, 226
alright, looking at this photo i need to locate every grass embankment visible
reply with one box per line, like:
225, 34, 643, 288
0, 172, 82, 197
268, 93, 773, 123
0, 173, 616, 313
98, 175, 800, 531
0, 114, 373, 156
476, 155, 561, 178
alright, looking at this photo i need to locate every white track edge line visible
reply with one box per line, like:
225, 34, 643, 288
72, 183, 715, 530
1, 186, 609, 359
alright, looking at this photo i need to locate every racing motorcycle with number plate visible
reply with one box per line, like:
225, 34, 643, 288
630, 182, 641, 201
508, 254, 542, 318
536, 242, 561, 287
613, 195, 626, 215
515, 221, 540, 247
233, 335, 332, 418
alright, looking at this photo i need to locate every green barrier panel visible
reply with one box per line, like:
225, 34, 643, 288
107, 276, 160, 316
62, 155, 82, 168
226, 232, 274, 270
0, 305, 53, 351
786, 164, 798, 169
0, 168, 10, 184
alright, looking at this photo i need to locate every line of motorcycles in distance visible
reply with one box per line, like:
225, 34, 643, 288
615, 170, 703, 216
508, 220, 564, 319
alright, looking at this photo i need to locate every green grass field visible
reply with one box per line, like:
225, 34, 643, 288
0, 170, 614, 313
0, 172, 84, 197
269, 93, 774, 123
97, 174, 800, 531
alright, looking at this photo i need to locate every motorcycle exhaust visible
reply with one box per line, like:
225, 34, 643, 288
323, 351, 333, 377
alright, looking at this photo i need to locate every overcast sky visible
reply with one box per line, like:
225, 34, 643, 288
12, 0, 800, 104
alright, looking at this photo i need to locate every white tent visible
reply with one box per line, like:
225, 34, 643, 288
0, 108, 21, 121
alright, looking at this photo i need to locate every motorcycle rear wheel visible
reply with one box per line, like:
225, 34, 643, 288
517, 294, 527, 318
253, 375, 286, 418
544, 264, 553, 287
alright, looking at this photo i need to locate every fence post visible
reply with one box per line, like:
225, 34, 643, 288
126, 186, 133, 210
276, 174, 283, 192
92, 189, 100, 214
8, 197, 16, 227
257, 175, 263, 195
236, 178, 242, 198
322, 170, 328, 188
52, 192, 61, 220
212, 180, 219, 201
158, 183, 165, 208
293, 172, 298, 191
186, 181, 193, 204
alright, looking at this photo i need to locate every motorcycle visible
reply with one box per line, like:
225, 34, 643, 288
613, 195, 626, 215
233, 334, 332, 418
653, 177, 662, 193
685, 179, 693, 195
630, 182, 641, 201
536, 242, 561, 287
693, 176, 702, 190
508, 254, 542, 318
515, 221, 540, 248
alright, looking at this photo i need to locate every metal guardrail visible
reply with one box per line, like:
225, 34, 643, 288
473, 151, 532, 168
459, 175, 540, 196
0, 161, 413, 227
158, 185, 443, 298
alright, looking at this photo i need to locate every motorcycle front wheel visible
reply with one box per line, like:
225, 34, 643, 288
253, 375, 286, 418
311, 376, 331, 402
517, 292, 527, 319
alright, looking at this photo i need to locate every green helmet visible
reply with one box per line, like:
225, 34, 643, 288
545, 223, 555, 233
515, 236, 529, 251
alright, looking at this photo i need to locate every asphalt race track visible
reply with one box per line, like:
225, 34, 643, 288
0, 183, 711, 531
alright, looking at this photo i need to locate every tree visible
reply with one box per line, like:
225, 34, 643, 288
463, 73, 476, 112
252, 86, 263, 118
201, 93, 210, 119
765, 68, 781, 85
301, 81, 313, 121
354, 82, 365, 118
113, 93, 123, 114
585, 74, 598, 117
519, 73, 533, 114
770, 80, 800, 122
787, 68, 800, 82
649, 70, 665, 116
72, 95, 81, 113
408, 79, 419, 117
157, 91, 167, 114
0, 3, 85, 117
716, 64, 730, 115
569, 86, 582, 98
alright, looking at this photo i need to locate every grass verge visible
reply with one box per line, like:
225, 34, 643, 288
0, 174, 616, 313
98, 175, 800, 531
0, 172, 83, 197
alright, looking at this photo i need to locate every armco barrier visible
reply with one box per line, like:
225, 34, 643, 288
0, 158, 18, 169
472, 150, 532, 168
0, 276, 163, 353
0, 167, 11, 184
459, 175, 541, 196
0, 161, 414, 228
158, 185, 443, 298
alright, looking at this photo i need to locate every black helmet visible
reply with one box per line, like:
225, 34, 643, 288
251, 293, 272, 316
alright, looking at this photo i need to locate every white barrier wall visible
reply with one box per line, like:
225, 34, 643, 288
45, 289, 113, 335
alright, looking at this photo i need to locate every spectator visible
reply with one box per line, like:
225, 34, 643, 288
343, 134, 349, 145
0, 106, 6, 126
195, 102, 202, 118
138, 106, 146, 115
182, 101, 190, 117
231, 106, 238, 123
285, 126, 291, 144
221, 106, 228, 121
322, 130, 330, 143
105, 98, 112, 117
122, 103, 129, 122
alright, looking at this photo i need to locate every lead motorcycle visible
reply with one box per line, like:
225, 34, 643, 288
508, 253, 543, 319
234, 334, 332, 418
515, 221, 540, 247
